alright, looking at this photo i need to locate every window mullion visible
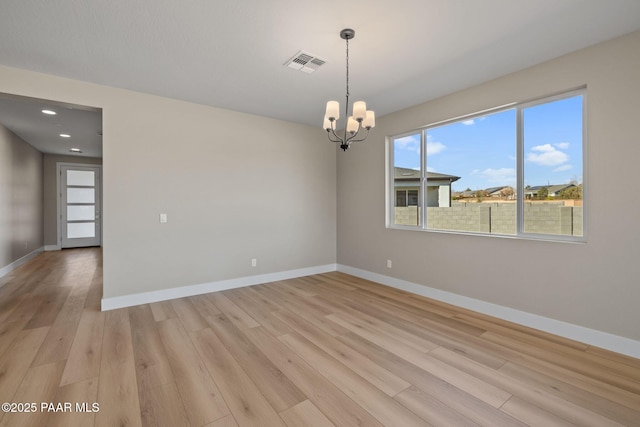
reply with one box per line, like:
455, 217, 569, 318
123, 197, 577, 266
516, 106, 524, 235
388, 137, 395, 226
420, 129, 427, 229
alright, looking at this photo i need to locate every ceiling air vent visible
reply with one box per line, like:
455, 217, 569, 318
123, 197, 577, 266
284, 51, 326, 74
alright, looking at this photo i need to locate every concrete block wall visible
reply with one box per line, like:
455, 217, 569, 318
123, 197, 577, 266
489, 203, 516, 235
394, 206, 421, 227
523, 203, 583, 236
573, 207, 583, 237
395, 203, 583, 236
426, 205, 491, 232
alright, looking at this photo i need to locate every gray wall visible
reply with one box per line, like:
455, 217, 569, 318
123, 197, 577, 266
0, 65, 337, 300
42, 154, 102, 248
0, 123, 43, 269
337, 31, 640, 341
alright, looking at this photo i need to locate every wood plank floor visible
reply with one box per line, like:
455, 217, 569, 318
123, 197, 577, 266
1, 248, 639, 426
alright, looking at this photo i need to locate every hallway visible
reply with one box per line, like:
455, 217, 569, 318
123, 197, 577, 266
0, 248, 102, 426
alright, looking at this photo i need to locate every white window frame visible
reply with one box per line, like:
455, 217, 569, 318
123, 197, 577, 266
387, 88, 587, 243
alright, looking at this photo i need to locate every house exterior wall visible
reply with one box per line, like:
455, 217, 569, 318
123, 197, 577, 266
426, 186, 438, 207
338, 30, 640, 342
397, 183, 451, 208
425, 184, 452, 207
438, 185, 451, 208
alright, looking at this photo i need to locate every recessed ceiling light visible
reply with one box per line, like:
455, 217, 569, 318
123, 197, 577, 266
59, 133, 70, 138
42, 109, 57, 115
70, 148, 82, 153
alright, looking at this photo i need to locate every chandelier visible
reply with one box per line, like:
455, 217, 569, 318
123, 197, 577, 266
323, 28, 375, 151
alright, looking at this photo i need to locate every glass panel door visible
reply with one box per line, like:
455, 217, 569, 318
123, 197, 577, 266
61, 165, 101, 248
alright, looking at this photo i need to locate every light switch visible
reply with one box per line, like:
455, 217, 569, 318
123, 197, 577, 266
160, 213, 168, 223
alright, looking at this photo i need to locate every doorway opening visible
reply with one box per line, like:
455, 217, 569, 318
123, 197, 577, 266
58, 164, 102, 248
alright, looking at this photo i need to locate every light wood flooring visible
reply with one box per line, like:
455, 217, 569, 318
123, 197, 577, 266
1, 248, 639, 426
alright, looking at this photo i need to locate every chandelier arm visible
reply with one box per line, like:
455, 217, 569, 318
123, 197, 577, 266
345, 125, 361, 144
327, 124, 345, 144
327, 134, 342, 144
326, 130, 344, 144
346, 126, 370, 143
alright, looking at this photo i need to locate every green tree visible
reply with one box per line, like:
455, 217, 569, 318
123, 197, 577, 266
500, 186, 515, 199
475, 189, 488, 203
537, 187, 549, 200
558, 184, 582, 200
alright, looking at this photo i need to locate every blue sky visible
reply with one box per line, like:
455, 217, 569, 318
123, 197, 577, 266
394, 95, 583, 191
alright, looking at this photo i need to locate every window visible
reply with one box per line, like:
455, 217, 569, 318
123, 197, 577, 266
522, 95, 584, 237
395, 190, 419, 207
388, 89, 585, 241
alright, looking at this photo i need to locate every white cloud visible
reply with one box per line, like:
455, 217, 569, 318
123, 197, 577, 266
394, 135, 420, 154
396, 134, 447, 157
532, 144, 555, 152
426, 141, 446, 155
553, 164, 573, 172
554, 142, 570, 150
526, 144, 568, 166
472, 168, 516, 185
462, 116, 487, 126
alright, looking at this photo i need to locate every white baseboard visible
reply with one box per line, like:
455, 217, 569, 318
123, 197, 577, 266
101, 263, 338, 311
0, 247, 44, 282
101, 260, 640, 359
44, 245, 61, 251
338, 264, 640, 360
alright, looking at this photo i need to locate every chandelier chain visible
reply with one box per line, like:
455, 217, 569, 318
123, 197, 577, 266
345, 37, 350, 118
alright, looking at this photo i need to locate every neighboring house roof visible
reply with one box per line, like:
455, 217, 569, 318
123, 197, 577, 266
453, 186, 516, 198
525, 184, 575, 196
394, 167, 460, 182
486, 186, 508, 195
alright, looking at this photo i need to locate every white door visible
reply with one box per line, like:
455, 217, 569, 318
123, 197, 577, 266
61, 165, 101, 248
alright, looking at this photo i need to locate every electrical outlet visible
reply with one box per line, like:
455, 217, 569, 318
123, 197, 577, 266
387, 259, 392, 268
251, 258, 257, 267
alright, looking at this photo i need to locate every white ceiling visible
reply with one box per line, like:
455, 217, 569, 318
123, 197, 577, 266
1, 0, 640, 156
0, 94, 102, 158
